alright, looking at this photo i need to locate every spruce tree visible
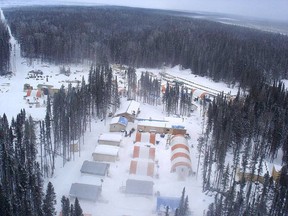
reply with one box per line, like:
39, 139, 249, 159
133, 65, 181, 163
61, 196, 70, 216
70, 204, 74, 216
165, 205, 169, 216
0, 184, 12, 216
74, 198, 83, 216
43, 182, 57, 216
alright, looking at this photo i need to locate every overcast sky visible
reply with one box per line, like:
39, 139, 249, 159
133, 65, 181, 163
103, 0, 288, 21
1, 0, 288, 21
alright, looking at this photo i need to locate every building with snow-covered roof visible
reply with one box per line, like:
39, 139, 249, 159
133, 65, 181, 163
133, 142, 156, 161
125, 176, 154, 196
129, 159, 155, 177
170, 135, 192, 180
109, 116, 128, 132
135, 132, 156, 144
80, 160, 110, 177
156, 196, 181, 215
92, 145, 119, 162
98, 132, 122, 146
137, 120, 186, 135
69, 183, 102, 202
115, 100, 140, 122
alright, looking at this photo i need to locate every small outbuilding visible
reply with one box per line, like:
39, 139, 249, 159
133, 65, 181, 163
135, 132, 156, 145
133, 143, 156, 161
80, 160, 110, 177
92, 145, 120, 162
69, 183, 102, 202
156, 196, 181, 215
272, 164, 282, 182
109, 116, 128, 132
171, 125, 186, 136
129, 159, 155, 177
70, 140, 79, 152
125, 177, 154, 196
98, 133, 122, 146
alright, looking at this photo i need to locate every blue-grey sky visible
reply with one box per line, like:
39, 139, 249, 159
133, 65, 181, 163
1, 0, 288, 21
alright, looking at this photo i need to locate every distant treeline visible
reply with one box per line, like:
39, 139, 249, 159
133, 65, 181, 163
0, 20, 10, 76
3, 6, 288, 87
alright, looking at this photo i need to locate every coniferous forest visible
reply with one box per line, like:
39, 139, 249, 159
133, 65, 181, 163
0, 110, 56, 216
3, 6, 288, 88
0, 19, 10, 75
1, 5, 288, 216
203, 81, 288, 215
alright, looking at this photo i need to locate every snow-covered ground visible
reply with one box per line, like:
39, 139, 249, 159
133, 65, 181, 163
0, 8, 240, 216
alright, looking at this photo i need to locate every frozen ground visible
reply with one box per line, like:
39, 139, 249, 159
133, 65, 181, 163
0, 7, 240, 215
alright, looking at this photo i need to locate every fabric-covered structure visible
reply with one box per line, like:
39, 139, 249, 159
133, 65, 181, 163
109, 116, 128, 132
170, 135, 192, 179
192, 89, 208, 100
125, 177, 154, 195
26, 89, 43, 98
98, 133, 122, 146
129, 159, 155, 177
80, 160, 110, 176
133, 143, 156, 161
135, 132, 156, 145
156, 196, 181, 214
92, 145, 119, 162
69, 183, 101, 202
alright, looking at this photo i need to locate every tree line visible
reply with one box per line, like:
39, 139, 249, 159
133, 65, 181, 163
3, 6, 288, 88
0, 19, 10, 76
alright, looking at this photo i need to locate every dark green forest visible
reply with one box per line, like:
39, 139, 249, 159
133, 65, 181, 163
3, 6, 288, 88
0, 19, 10, 75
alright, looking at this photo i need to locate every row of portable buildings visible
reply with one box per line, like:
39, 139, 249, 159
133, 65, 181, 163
67, 99, 194, 216
68, 132, 120, 204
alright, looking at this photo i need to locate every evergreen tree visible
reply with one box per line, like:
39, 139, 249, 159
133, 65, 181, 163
31, 162, 44, 216
0, 19, 10, 75
43, 182, 57, 216
61, 196, 70, 216
0, 184, 12, 216
70, 204, 74, 216
176, 187, 190, 216
165, 205, 170, 216
74, 198, 83, 216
